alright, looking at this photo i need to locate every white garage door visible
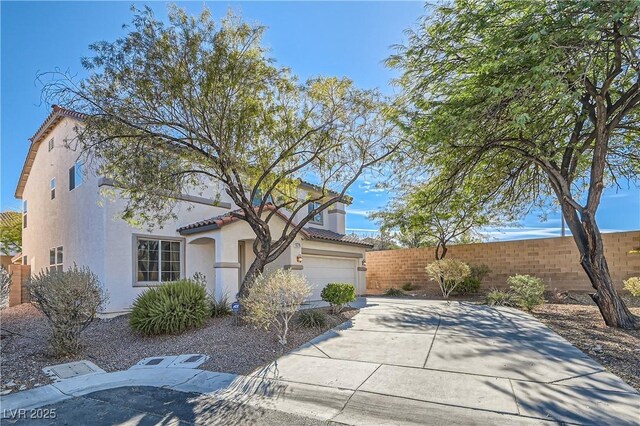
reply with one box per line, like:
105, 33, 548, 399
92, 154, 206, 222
304, 255, 357, 300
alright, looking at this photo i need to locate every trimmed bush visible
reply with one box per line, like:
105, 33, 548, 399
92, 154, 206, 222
0, 266, 10, 309
298, 309, 327, 328
28, 265, 108, 356
384, 287, 405, 297
401, 282, 414, 291
454, 277, 481, 295
624, 277, 640, 297
130, 279, 209, 335
242, 269, 311, 346
508, 274, 545, 311
209, 294, 232, 317
485, 289, 518, 307
321, 282, 356, 314
425, 259, 471, 298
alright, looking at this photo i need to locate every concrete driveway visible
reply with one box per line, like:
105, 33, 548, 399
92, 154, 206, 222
256, 298, 640, 425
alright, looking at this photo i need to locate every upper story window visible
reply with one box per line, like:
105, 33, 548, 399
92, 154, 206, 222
251, 189, 273, 206
69, 161, 83, 191
50, 178, 56, 200
22, 200, 27, 229
49, 246, 63, 272
48, 138, 54, 151
308, 201, 324, 225
136, 237, 182, 283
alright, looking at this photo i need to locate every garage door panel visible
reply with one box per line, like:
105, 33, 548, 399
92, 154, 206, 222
304, 256, 357, 300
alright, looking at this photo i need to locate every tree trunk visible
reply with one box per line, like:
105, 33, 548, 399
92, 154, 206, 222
239, 255, 267, 298
563, 206, 637, 329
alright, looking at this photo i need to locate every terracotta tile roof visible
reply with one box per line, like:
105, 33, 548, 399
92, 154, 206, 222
178, 208, 372, 247
15, 105, 86, 199
304, 227, 373, 247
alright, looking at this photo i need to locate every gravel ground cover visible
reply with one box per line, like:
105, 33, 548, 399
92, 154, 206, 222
532, 298, 640, 391
0, 303, 357, 395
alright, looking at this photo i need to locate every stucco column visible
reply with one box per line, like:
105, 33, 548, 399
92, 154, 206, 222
213, 233, 240, 301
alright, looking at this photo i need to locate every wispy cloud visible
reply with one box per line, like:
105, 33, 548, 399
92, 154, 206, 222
346, 227, 379, 233
347, 208, 372, 217
604, 192, 629, 199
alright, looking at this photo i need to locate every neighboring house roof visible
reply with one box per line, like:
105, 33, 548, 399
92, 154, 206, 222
298, 180, 352, 205
15, 105, 85, 199
0, 211, 21, 227
178, 208, 373, 248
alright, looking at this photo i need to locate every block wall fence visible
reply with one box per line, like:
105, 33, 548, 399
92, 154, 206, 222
365, 231, 640, 295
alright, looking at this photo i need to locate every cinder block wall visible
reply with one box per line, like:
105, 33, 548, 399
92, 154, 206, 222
366, 231, 640, 295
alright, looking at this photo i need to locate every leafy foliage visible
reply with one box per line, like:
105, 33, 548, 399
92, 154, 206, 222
383, 287, 405, 297
28, 265, 108, 355
485, 289, 518, 307
242, 269, 311, 346
0, 211, 21, 255
0, 266, 11, 309
623, 277, 640, 297
130, 279, 209, 335
321, 282, 356, 314
297, 309, 327, 328
508, 275, 546, 311
425, 259, 471, 299
209, 294, 232, 318
43, 6, 398, 294
401, 282, 414, 291
453, 264, 490, 296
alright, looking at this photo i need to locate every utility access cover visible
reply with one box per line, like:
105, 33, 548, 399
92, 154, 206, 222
43, 360, 105, 381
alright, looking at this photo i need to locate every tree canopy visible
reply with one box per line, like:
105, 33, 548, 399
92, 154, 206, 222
42, 6, 398, 292
390, 0, 640, 328
0, 211, 21, 256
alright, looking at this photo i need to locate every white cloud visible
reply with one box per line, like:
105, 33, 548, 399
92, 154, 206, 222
347, 208, 372, 217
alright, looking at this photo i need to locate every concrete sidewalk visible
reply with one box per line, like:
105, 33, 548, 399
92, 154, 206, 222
1, 298, 638, 425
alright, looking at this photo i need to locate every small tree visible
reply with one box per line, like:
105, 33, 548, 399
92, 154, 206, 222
508, 275, 545, 311
0, 266, 11, 309
42, 7, 398, 296
242, 269, 311, 346
371, 181, 511, 259
425, 259, 470, 299
28, 265, 108, 355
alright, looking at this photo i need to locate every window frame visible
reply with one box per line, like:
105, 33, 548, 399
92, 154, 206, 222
308, 201, 324, 225
49, 246, 63, 272
133, 235, 185, 287
48, 138, 54, 152
50, 177, 56, 200
22, 200, 27, 229
69, 161, 83, 191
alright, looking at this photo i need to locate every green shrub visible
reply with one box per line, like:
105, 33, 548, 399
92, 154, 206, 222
298, 309, 327, 328
454, 277, 482, 295
130, 279, 209, 335
425, 259, 471, 298
209, 294, 232, 317
624, 277, 640, 297
384, 287, 405, 297
485, 289, 518, 307
321, 282, 356, 314
469, 264, 490, 281
401, 282, 414, 291
508, 274, 545, 311
28, 265, 108, 356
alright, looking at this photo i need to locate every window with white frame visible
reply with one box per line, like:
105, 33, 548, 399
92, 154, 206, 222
69, 161, 83, 190
22, 200, 27, 229
136, 238, 182, 283
308, 201, 323, 224
48, 138, 54, 151
50, 178, 56, 199
49, 246, 63, 272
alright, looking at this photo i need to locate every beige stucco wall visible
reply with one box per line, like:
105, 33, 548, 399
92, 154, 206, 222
366, 231, 640, 295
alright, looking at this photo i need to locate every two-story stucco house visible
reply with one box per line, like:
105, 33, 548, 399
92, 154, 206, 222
15, 106, 371, 313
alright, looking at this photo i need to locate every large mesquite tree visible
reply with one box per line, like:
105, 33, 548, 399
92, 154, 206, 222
391, 1, 640, 328
42, 7, 397, 294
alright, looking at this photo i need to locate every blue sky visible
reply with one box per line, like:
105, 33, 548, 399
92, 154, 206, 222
2, 1, 638, 240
